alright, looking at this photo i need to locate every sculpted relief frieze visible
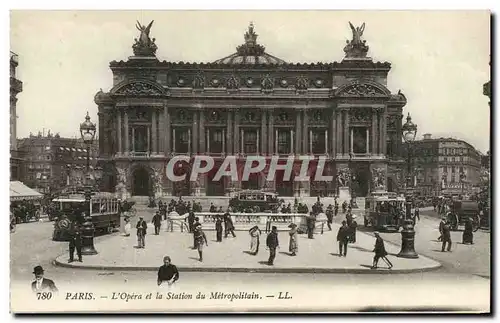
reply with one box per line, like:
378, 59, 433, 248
337, 82, 387, 98
115, 82, 164, 96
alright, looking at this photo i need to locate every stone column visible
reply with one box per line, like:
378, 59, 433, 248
343, 110, 350, 155
268, 109, 274, 155
158, 108, 164, 153
396, 115, 402, 158
124, 109, 129, 155
302, 109, 309, 154
371, 108, 378, 155
366, 128, 370, 154
199, 110, 205, 154
295, 109, 302, 154
261, 109, 267, 154
336, 109, 342, 157
226, 109, 233, 155
164, 104, 171, 155
151, 110, 157, 154
330, 109, 336, 156
117, 110, 122, 155
382, 109, 388, 155
192, 110, 198, 154
233, 109, 240, 154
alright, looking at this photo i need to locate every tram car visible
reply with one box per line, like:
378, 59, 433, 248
364, 191, 406, 232
52, 193, 120, 241
228, 190, 280, 213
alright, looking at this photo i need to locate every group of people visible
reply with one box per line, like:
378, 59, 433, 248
437, 215, 475, 252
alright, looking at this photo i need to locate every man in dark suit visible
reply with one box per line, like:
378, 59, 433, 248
136, 216, 147, 248
266, 226, 279, 265
157, 256, 179, 288
337, 220, 350, 257
152, 211, 162, 235
31, 266, 58, 293
68, 223, 82, 263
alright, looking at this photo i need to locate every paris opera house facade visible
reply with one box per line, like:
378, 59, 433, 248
94, 22, 407, 199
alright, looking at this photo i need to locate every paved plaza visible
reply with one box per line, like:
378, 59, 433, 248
54, 219, 440, 273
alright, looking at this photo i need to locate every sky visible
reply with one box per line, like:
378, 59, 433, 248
9, 10, 491, 153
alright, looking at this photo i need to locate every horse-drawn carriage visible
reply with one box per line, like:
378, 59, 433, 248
446, 200, 480, 232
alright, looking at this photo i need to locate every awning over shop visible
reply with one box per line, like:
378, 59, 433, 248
10, 181, 43, 201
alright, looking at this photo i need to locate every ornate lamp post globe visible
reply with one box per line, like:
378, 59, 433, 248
79, 112, 98, 255
398, 113, 419, 259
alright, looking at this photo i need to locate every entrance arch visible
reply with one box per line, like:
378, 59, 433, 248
132, 167, 152, 196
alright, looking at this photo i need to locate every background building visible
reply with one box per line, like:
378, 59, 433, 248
405, 133, 482, 196
96, 22, 408, 199
17, 132, 99, 194
10, 51, 23, 181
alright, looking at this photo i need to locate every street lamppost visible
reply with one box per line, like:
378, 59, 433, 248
398, 113, 419, 259
79, 112, 98, 255
459, 172, 466, 197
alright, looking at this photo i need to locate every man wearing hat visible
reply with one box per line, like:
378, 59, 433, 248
194, 225, 208, 262
372, 232, 393, 269
136, 216, 148, 248
151, 211, 162, 235
288, 223, 298, 256
31, 266, 58, 293
266, 226, 280, 265
337, 220, 350, 257
68, 222, 83, 263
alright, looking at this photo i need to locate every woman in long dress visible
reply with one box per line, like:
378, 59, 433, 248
288, 223, 298, 256
249, 226, 261, 255
124, 217, 131, 236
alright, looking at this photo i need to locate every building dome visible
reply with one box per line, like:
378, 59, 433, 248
94, 89, 113, 105
213, 23, 286, 65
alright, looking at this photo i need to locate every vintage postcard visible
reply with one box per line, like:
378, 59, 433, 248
9, 10, 491, 313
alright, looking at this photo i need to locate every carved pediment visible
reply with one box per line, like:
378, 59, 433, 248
113, 81, 165, 97
171, 109, 193, 123
336, 82, 389, 98
274, 109, 294, 125
350, 109, 372, 123
241, 110, 261, 124
309, 109, 327, 125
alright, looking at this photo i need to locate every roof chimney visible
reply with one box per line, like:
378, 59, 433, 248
423, 133, 432, 140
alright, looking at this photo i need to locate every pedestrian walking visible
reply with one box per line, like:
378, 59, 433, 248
192, 217, 201, 249
414, 207, 420, 223
266, 226, 279, 265
334, 203, 339, 217
326, 205, 334, 231
215, 216, 223, 242
441, 220, 452, 252
337, 220, 350, 257
349, 218, 358, 243
462, 217, 474, 245
371, 232, 393, 269
248, 225, 262, 255
136, 216, 147, 248
124, 217, 131, 236
68, 223, 82, 263
194, 226, 208, 262
438, 217, 446, 241
152, 211, 162, 235
157, 256, 179, 288
288, 223, 298, 256
187, 211, 195, 233
224, 211, 236, 238
306, 212, 315, 239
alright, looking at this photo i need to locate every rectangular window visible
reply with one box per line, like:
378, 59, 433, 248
311, 130, 326, 154
175, 128, 190, 153
209, 129, 224, 153
451, 166, 455, 173
351, 127, 367, 154
444, 157, 447, 162
277, 130, 291, 154
243, 130, 257, 154
459, 166, 464, 173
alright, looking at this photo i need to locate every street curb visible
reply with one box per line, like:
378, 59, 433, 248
53, 258, 442, 274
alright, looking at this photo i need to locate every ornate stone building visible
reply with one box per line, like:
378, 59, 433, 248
95, 21, 407, 199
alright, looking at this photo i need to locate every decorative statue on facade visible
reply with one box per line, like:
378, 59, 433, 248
152, 167, 163, 197
192, 72, 205, 89
344, 22, 369, 59
371, 167, 387, 191
337, 168, 351, 188
133, 20, 157, 56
